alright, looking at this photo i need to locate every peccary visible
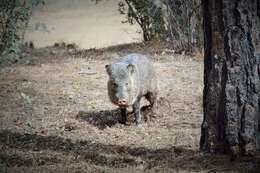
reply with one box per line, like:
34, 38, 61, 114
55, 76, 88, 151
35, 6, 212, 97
105, 53, 158, 125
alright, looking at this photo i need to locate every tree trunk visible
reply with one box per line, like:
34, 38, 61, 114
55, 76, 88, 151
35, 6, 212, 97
253, 1, 260, 53
200, 0, 260, 154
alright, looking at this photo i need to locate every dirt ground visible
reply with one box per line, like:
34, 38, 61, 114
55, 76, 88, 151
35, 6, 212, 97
0, 43, 259, 173
25, 0, 141, 49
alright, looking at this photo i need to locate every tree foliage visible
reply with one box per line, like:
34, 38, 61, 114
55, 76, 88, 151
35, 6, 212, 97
119, 0, 202, 51
0, 0, 44, 55
119, 0, 166, 41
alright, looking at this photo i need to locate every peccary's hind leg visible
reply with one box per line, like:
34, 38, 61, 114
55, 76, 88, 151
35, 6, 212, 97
145, 92, 158, 110
133, 98, 142, 126
119, 108, 127, 124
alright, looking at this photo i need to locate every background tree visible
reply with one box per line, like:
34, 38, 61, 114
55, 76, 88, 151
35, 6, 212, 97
119, 0, 203, 52
163, 0, 202, 51
0, 0, 44, 56
200, 0, 260, 155
119, 0, 166, 41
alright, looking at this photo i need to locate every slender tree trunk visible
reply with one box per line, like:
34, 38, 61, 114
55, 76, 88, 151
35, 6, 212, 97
200, 0, 260, 154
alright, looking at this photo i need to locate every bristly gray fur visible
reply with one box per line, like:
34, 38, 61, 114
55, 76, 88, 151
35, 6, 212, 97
105, 53, 158, 125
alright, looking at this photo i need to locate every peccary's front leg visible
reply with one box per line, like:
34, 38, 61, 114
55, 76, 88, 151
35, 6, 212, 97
120, 108, 127, 124
133, 99, 141, 126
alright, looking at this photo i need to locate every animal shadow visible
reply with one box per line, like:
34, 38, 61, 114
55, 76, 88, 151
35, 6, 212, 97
76, 109, 122, 129
76, 106, 159, 129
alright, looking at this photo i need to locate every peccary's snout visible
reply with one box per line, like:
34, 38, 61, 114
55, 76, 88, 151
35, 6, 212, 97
115, 90, 129, 107
117, 99, 128, 107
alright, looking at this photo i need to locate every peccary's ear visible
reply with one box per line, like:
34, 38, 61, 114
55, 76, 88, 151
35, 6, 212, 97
105, 64, 111, 75
127, 64, 135, 75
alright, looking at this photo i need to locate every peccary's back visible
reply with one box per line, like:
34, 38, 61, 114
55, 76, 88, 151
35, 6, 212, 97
116, 54, 157, 94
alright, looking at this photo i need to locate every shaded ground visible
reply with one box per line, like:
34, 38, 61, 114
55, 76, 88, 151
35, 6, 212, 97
0, 43, 259, 172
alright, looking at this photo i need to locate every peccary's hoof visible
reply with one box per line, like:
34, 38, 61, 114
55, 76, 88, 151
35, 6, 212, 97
119, 119, 127, 124
135, 121, 142, 127
136, 124, 143, 128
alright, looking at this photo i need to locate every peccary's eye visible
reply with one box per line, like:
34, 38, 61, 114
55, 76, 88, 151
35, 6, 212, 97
113, 83, 118, 87
125, 82, 128, 86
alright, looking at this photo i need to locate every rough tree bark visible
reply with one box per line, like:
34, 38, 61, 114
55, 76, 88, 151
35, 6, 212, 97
200, 0, 260, 154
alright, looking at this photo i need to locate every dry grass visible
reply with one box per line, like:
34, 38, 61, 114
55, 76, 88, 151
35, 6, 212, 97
0, 44, 259, 173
